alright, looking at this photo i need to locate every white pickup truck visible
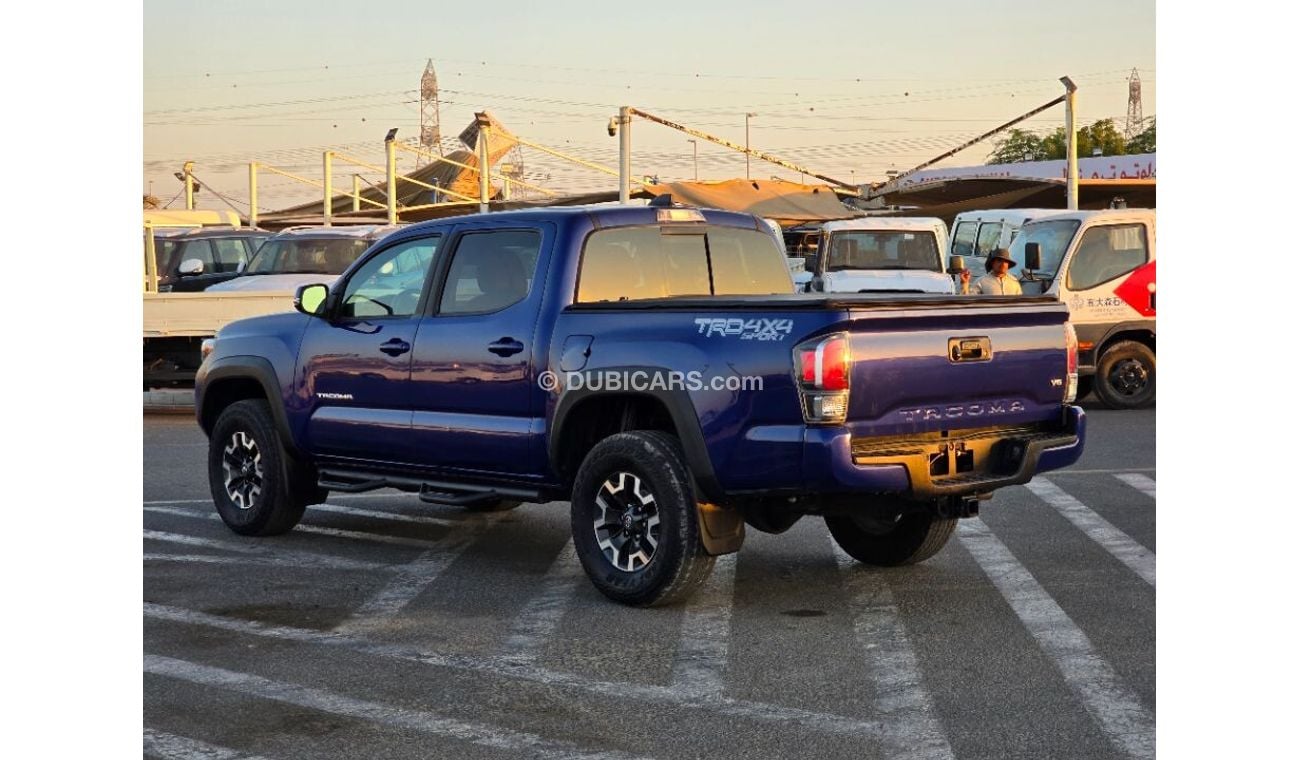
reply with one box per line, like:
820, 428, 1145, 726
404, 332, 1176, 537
802, 217, 956, 295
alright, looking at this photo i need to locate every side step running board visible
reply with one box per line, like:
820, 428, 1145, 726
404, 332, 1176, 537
316, 468, 545, 504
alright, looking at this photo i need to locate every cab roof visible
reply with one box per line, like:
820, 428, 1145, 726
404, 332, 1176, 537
820, 217, 946, 233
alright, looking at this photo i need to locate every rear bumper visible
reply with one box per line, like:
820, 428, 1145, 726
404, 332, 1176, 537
801, 406, 1086, 498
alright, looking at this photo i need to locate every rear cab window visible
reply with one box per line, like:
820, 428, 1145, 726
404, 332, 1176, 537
823, 230, 941, 272
577, 224, 790, 302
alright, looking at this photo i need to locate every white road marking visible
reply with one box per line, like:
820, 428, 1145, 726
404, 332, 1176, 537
144, 506, 443, 550
1041, 467, 1156, 476
143, 728, 274, 760
1113, 473, 1157, 499
143, 654, 648, 760
309, 502, 458, 528
832, 543, 955, 760
957, 520, 1156, 759
333, 515, 501, 636
143, 492, 416, 506
1024, 478, 1156, 587
669, 554, 737, 698
142, 530, 391, 572
144, 552, 367, 570
498, 540, 582, 664
145, 603, 894, 741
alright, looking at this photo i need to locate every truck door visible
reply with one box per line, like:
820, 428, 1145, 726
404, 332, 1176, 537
298, 234, 443, 463
407, 223, 553, 478
1056, 222, 1155, 336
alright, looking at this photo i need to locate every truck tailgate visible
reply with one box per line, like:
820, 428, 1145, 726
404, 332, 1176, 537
838, 301, 1071, 438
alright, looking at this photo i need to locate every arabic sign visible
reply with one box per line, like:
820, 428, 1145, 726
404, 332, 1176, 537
894, 153, 1156, 188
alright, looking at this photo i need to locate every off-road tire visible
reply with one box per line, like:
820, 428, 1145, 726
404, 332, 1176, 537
826, 511, 957, 566
571, 430, 715, 606
1093, 340, 1156, 409
207, 399, 324, 536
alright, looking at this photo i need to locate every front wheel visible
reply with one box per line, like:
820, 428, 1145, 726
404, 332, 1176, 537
826, 511, 957, 566
570, 431, 715, 607
207, 399, 324, 536
1093, 340, 1155, 409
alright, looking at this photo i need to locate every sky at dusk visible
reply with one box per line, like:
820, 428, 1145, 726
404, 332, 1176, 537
144, 0, 1155, 212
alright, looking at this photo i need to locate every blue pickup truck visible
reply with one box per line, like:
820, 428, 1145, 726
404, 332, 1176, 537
196, 201, 1085, 606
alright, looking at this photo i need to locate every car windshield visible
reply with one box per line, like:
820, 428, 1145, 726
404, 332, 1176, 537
825, 230, 940, 272
1006, 219, 1080, 281
244, 237, 372, 275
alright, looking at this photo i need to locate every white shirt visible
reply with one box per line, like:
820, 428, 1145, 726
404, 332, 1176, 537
967, 272, 1023, 295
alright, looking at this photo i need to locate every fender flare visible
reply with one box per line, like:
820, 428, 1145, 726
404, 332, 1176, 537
549, 384, 724, 504
197, 355, 303, 459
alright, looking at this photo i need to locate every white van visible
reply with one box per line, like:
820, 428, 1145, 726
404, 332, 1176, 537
806, 217, 955, 294
950, 209, 1059, 271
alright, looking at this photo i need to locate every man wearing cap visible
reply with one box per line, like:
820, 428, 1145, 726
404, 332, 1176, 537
961, 248, 1022, 295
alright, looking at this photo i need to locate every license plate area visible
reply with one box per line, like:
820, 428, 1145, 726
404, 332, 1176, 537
928, 441, 975, 477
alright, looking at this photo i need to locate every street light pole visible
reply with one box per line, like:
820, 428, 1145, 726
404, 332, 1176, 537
1061, 76, 1079, 210
687, 139, 698, 180
744, 112, 757, 180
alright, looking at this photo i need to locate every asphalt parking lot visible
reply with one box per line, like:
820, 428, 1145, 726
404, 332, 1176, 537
143, 400, 1155, 760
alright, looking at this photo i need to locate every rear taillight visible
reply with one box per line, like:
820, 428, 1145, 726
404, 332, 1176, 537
1064, 322, 1079, 403
794, 333, 850, 424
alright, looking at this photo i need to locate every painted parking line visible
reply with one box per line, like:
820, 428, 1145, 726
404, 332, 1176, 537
1113, 473, 1157, 499
333, 515, 502, 637
669, 554, 737, 699
957, 520, 1156, 760
499, 540, 582, 664
143, 530, 391, 572
832, 542, 955, 760
1024, 478, 1156, 587
144, 506, 443, 550
144, 654, 649, 760
145, 603, 893, 742
143, 492, 419, 506
309, 502, 459, 528
143, 728, 274, 760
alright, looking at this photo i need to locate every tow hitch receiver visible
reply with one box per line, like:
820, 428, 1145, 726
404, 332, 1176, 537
938, 495, 980, 519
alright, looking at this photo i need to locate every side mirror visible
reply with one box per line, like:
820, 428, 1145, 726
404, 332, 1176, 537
294, 283, 329, 316
1024, 242, 1042, 271
178, 258, 205, 276
947, 255, 965, 275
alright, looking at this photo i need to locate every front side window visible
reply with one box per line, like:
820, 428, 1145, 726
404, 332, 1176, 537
1066, 224, 1149, 291
175, 240, 214, 273
338, 236, 440, 319
245, 237, 372, 275
211, 238, 248, 273
975, 222, 1004, 256
439, 230, 543, 315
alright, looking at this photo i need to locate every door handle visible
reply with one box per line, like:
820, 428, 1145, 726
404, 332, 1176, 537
379, 338, 411, 357
488, 337, 525, 357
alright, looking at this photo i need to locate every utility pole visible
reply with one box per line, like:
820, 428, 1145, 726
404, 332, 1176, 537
745, 113, 757, 179
687, 139, 698, 180
1061, 76, 1079, 210
419, 59, 443, 156
322, 151, 333, 227
248, 162, 258, 228
352, 174, 361, 213
477, 113, 492, 214
183, 161, 195, 210
1124, 68, 1144, 141
385, 129, 398, 224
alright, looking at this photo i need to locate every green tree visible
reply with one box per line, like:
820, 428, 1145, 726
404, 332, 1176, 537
986, 129, 1048, 164
1126, 118, 1155, 154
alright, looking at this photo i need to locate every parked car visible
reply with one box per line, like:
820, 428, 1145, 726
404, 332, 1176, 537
805, 217, 955, 294
151, 227, 270, 292
205, 224, 402, 293
196, 201, 1085, 606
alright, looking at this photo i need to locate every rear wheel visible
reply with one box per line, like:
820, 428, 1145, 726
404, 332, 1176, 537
1094, 340, 1155, 409
207, 399, 325, 536
570, 431, 714, 606
826, 510, 957, 566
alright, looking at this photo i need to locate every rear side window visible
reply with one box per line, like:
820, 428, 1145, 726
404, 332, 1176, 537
439, 230, 543, 315
952, 222, 977, 256
577, 225, 788, 302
